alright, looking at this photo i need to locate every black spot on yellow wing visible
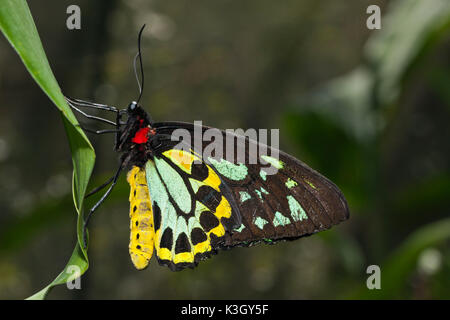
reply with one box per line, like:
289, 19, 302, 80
153, 203, 161, 230
191, 228, 208, 245
160, 228, 173, 250
175, 233, 191, 254
199, 211, 220, 232
196, 185, 221, 211
191, 161, 209, 181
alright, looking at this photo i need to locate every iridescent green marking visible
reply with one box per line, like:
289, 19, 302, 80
261, 155, 284, 169
189, 178, 203, 193
174, 215, 189, 249
273, 211, 291, 227
287, 195, 308, 221
194, 201, 209, 220
285, 178, 298, 189
239, 191, 252, 203
187, 215, 203, 239
255, 187, 269, 200
235, 224, 245, 232
259, 169, 267, 181
208, 158, 248, 181
253, 216, 268, 230
154, 157, 191, 213
146, 160, 178, 232
305, 179, 317, 189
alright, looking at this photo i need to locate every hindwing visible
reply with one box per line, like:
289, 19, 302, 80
144, 149, 241, 271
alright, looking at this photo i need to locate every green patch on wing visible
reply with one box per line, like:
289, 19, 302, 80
208, 157, 248, 181
235, 224, 245, 232
285, 178, 298, 189
287, 196, 308, 222
255, 187, 269, 200
273, 211, 291, 227
259, 169, 268, 181
261, 155, 284, 169
254, 216, 268, 230
304, 179, 317, 189
154, 157, 191, 213
239, 191, 252, 203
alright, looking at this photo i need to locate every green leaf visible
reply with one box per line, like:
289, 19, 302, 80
0, 0, 95, 299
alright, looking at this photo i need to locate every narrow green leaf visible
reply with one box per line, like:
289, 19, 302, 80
0, 0, 95, 299
26, 244, 89, 300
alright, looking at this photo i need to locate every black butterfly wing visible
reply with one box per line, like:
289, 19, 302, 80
219, 147, 349, 247
152, 121, 349, 250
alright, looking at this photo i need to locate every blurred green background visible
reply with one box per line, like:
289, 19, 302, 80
0, 0, 449, 299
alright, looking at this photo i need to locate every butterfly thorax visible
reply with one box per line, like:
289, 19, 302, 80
117, 102, 156, 168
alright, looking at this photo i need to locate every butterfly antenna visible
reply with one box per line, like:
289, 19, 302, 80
134, 24, 146, 104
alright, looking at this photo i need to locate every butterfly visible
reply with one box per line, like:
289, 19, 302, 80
66, 25, 349, 272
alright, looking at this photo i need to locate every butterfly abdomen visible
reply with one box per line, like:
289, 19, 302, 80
127, 166, 155, 270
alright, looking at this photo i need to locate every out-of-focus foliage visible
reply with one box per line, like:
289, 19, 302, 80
0, 0, 95, 299
0, 0, 448, 299
286, 0, 450, 299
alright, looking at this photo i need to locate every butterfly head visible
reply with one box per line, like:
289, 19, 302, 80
128, 101, 138, 113
125, 100, 151, 121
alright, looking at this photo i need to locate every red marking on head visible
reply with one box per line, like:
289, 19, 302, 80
132, 127, 150, 144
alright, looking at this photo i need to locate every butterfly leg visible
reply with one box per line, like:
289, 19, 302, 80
66, 99, 117, 126
79, 126, 119, 135
114, 111, 125, 150
82, 162, 123, 248
85, 176, 115, 198
65, 96, 119, 113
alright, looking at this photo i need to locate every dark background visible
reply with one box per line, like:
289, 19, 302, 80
0, 0, 449, 299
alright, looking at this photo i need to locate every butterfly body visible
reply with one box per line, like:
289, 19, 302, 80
127, 166, 154, 270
